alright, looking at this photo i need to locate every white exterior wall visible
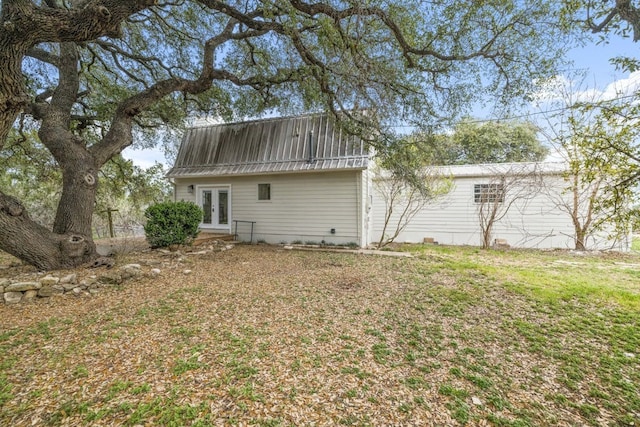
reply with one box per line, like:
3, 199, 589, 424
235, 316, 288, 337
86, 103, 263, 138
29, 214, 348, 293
174, 171, 365, 246
371, 172, 630, 251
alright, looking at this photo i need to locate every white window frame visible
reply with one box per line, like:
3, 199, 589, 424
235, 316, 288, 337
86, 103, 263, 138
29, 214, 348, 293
474, 183, 504, 203
258, 183, 271, 201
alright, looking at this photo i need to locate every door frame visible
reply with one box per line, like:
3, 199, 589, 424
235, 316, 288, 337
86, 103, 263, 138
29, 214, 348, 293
196, 185, 232, 231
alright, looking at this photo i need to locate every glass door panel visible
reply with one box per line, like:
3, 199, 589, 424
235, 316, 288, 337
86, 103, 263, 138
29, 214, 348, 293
202, 189, 212, 225
218, 190, 229, 226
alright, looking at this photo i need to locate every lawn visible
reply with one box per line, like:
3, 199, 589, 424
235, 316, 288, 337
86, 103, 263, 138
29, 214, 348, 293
1, 244, 639, 426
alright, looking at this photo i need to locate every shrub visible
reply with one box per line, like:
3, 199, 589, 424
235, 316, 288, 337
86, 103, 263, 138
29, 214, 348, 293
144, 201, 202, 248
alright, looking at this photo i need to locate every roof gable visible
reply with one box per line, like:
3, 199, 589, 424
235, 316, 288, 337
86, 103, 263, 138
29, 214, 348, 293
167, 113, 369, 178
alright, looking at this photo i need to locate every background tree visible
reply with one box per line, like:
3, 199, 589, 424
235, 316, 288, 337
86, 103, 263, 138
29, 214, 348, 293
535, 77, 637, 249
374, 138, 452, 248
403, 119, 547, 166
475, 164, 544, 249
451, 119, 547, 164
0, 129, 171, 236
0, 1, 567, 269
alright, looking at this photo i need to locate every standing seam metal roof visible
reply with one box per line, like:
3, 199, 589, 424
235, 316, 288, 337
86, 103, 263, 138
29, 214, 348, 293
167, 113, 369, 178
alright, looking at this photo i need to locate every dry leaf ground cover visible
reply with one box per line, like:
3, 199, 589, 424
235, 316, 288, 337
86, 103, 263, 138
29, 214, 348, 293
1, 244, 639, 426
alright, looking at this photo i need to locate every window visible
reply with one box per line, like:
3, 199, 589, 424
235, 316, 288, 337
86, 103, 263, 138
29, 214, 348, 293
258, 183, 271, 201
474, 183, 504, 203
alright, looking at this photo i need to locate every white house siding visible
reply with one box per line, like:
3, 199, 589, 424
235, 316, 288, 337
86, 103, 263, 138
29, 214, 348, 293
174, 170, 364, 245
371, 170, 630, 251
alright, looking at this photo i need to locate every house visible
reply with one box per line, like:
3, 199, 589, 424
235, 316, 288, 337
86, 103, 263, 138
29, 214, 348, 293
167, 113, 631, 251
373, 162, 631, 251
167, 113, 373, 246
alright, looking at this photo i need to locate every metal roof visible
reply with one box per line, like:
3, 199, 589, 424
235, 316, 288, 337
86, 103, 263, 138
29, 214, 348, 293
167, 113, 369, 178
434, 161, 567, 178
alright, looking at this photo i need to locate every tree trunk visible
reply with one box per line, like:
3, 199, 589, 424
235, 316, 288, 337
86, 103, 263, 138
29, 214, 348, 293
575, 230, 586, 251
0, 192, 96, 270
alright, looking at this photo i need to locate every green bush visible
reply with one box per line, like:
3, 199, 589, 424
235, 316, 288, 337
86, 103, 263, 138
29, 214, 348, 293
144, 201, 202, 248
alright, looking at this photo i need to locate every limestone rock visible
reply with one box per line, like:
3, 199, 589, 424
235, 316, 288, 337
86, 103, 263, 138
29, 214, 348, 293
4, 292, 23, 304
62, 282, 78, 292
183, 269, 192, 275
38, 286, 55, 297
99, 272, 123, 285
120, 264, 141, 280
122, 263, 141, 270
72, 287, 83, 296
24, 290, 38, 300
60, 274, 77, 285
52, 285, 65, 295
40, 275, 60, 286
6, 282, 41, 292
150, 268, 161, 277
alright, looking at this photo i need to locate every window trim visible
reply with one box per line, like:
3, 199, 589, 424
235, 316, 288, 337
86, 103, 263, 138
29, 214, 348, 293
474, 183, 504, 203
258, 183, 271, 201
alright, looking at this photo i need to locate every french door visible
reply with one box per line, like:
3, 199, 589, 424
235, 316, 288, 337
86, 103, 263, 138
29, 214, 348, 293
200, 187, 230, 229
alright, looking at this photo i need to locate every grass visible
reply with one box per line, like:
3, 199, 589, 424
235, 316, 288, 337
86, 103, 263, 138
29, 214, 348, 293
0, 244, 639, 426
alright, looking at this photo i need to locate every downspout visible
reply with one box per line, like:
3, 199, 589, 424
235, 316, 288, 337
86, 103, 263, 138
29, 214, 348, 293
356, 172, 361, 247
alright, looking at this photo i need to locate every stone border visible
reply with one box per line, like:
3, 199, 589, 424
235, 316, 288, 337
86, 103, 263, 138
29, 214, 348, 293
1, 243, 235, 305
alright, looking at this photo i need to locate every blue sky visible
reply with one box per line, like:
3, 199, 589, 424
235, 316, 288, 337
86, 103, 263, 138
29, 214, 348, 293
123, 35, 640, 170
568, 36, 638, 87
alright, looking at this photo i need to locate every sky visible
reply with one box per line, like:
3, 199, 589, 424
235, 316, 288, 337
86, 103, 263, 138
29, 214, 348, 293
122, 34, 640, 170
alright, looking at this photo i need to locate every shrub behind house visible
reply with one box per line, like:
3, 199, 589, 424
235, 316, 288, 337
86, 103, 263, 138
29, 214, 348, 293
144, 201, 202, 248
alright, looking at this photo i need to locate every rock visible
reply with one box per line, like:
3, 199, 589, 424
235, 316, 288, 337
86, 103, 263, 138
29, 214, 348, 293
6, 282, 41, 292
38, 286, 55, 297
62, 282, 78, 291
52, 285, 65, 295
122, 263, 141, 270
0, 278, 10, 287
120, 264, 141, 280
95, 243, 114, 256
471, 397, 482, 406
89, 289, 99, 296
4, 292, 23, 304
493, 238, 510, 249
623, 352, 635, 358
72, 287, 83, 296
225, 244, 234, 250
40, 275, 60, 286
24, 290, 38, 300
183, 269, 192, 275
85, 276, 98, 286
284, 245, 293, 250
150, 268, 161, 277
60, 274, 77, 285
99, 272, 123, 285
